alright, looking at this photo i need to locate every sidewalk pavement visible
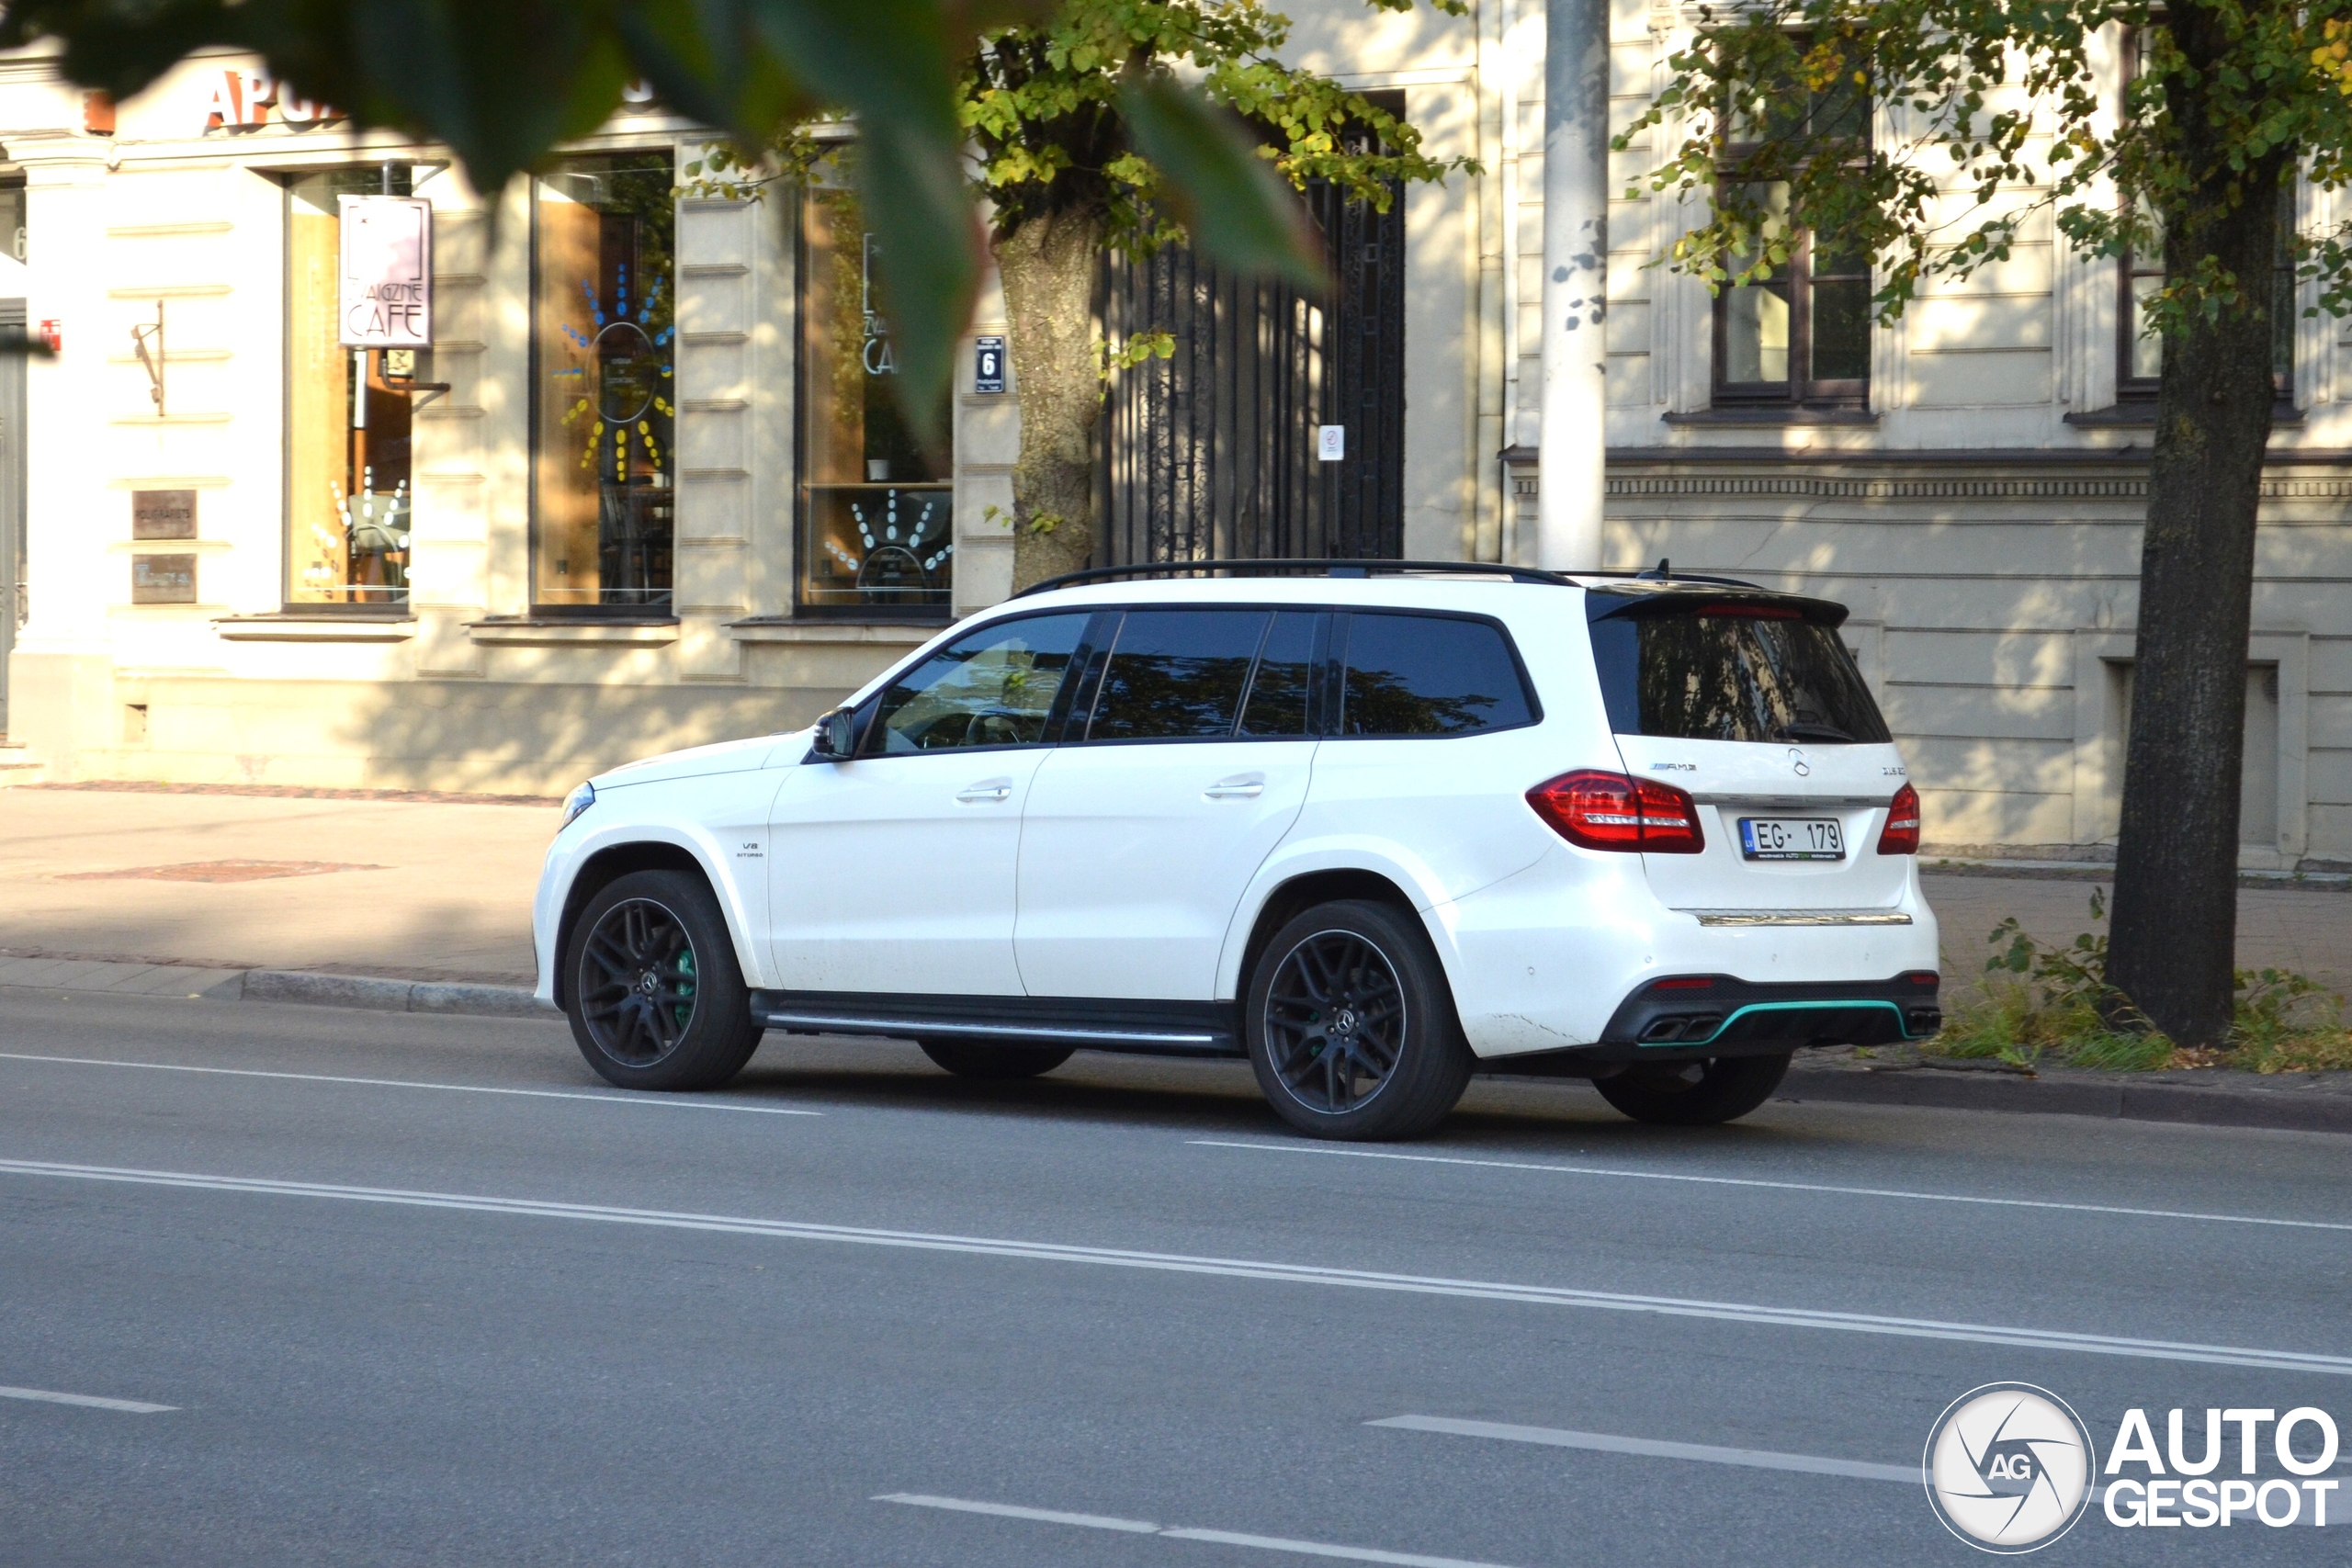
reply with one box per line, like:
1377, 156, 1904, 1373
6, 781, 2351, 1135
7, 783, 2346, 998
1, 784, 547, 984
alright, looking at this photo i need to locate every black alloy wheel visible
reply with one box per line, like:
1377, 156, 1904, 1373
579, 897, 699, 1066
564, 868, 763, 1091
1262, 931, 1409, 1114
1590, 1052, 1792, 1126
1245, 898, 1473, 1141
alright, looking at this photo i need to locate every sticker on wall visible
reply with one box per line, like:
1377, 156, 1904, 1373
556, 260, 676, 482
130, 554, 197, 605
1317, 424, 1346, 462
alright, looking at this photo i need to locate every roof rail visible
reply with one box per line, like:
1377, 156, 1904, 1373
1014, 559, 1576, 599
1013, 558, 1763, 598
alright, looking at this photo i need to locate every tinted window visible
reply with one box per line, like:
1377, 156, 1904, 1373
1338, 613, 1534, 737
1088, 610, 1270, 741
1588, 605, 1891, 744
1239, 611, 1319, 737
870, 614, 1087, 752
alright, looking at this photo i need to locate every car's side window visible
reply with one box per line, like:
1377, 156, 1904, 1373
1238, 610, 1321, 736
1083, 609, 1271, 742
1337, 612, 1536, 737
867, 614, 1090, 754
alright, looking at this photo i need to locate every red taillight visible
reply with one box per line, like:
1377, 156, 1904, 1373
1526, 770, 1705, 854
1877, 783, 1922, 855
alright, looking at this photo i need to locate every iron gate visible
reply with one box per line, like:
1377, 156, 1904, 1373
1097, 110, 1407, 566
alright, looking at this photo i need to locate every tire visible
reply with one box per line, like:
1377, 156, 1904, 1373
917, 1039, 1076, 1079
1244, 898, 1473, 1141
1591, 1053, 1792, 1126
564, 868, 763, 1091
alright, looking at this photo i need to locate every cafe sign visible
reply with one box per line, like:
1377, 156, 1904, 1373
339, 196, 432, 348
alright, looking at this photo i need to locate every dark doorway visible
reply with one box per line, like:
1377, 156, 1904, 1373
1096, 97, 1408, 566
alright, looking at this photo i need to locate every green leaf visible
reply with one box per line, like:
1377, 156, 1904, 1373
1119, 73, 1326, 292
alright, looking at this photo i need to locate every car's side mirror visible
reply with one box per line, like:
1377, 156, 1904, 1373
811, 706, 858, 761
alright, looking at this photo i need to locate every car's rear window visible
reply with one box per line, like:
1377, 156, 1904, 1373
1338, 612, 1536, 737
1588, 601, 1891, 745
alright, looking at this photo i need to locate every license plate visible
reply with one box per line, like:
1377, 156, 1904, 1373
1738, 817, 1845, 861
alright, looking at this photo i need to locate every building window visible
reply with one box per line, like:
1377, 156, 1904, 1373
2118, 186, 2296, 400
533, 152, 676, 613
0, 175, 24, 263
1713, 78, 1871, 411
797, 168, 953, 617
287, 168, 415, 607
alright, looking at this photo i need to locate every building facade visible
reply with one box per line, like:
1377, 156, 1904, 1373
2, 8, 2347, 868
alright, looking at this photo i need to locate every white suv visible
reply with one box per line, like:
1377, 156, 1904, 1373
533, 563, 1939, 1139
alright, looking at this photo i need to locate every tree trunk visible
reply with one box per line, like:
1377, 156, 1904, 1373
2104, 111, 2290, 1045
996, 210, 1108, 591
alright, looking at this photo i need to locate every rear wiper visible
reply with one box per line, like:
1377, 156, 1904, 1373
1776, 721, 1856, 744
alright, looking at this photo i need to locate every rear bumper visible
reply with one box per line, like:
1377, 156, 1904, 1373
1579, 971, 1942, 1063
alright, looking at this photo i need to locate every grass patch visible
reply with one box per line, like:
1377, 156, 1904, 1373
1930, 891, 2352, 1074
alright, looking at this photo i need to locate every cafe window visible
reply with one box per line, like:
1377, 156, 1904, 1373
533, 152, 676, 613
1713, 67, 1871, 411
798, 167, 953, 616
287, 168, 418, 607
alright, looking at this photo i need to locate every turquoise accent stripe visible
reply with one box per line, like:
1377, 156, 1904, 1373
1643, 998, 1917, 1047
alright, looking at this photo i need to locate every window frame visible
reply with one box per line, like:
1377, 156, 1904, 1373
526, 149, 682, 620
2113, 28, 2296, 406
792, 166, 956, 625
1711, 67, 1874, 412
280, 164, 419, 615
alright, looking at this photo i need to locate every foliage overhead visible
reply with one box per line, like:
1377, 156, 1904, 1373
1619, 0, 2352, 344
0, 0, 1446, 427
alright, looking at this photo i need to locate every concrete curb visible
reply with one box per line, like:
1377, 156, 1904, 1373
1776, 1062, 2352, 1135
239, 969, 558, 1020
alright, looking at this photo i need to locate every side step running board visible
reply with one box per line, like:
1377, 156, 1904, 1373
756, 1003, 1241, 1058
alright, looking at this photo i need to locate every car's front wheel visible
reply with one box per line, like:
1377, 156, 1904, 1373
1591, 1053, 1790, 1125
564, 869, 762, 1091
1245, 898, 1473, 1140
917, 1039, 1076, 1079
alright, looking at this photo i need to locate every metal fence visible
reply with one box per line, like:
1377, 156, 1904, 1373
1096, 118, 1407, 567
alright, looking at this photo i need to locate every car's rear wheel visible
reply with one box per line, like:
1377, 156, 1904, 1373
1245, 898, 1473, 1141
918, 1039, 1076, 1078
565, 869, 762, 1091
1591, 1053, 1791, 1125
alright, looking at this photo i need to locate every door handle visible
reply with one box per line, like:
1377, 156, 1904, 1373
956, 781, 1013, 804
1205, 775, 1265, 800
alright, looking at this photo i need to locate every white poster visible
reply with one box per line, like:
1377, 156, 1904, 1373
338, 196, 432, 348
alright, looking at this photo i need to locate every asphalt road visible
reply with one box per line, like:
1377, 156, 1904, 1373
3, 987, 2347, 1566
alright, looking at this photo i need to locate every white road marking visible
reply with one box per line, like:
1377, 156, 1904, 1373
875, 1493, 1522, 1567
1368, 1415, 1917, 1483
874, 1494, 1159, 1533
0, 1052, 821, 1116
1191, 1138, 2352, 1234
3, 1156, 2347, 1375
0, 1383, 175, 1414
